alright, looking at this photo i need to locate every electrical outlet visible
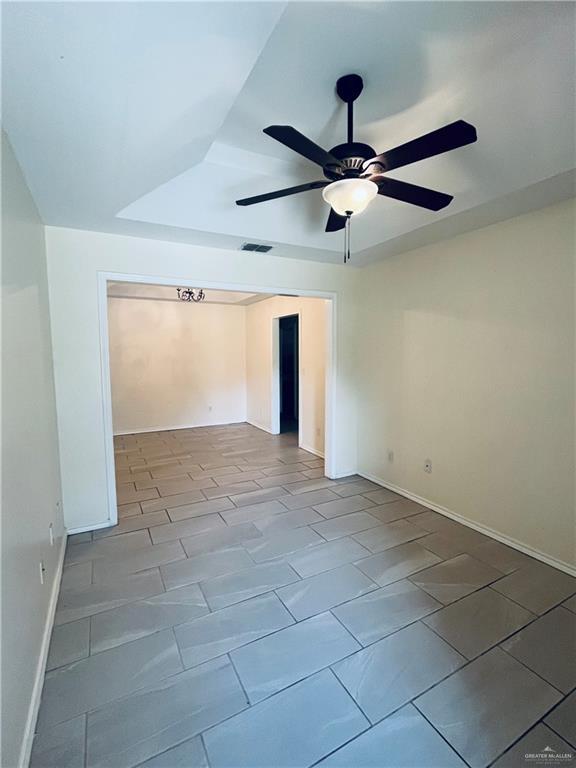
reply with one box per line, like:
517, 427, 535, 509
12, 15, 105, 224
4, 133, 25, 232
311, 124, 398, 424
424, 459, 432, 474
49, 522, 54, 546
388, 450, 394, 463
39, 560, 46, 585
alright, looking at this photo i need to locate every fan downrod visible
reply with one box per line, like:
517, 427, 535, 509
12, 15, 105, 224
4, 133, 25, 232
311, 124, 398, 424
336, 74, 364, 104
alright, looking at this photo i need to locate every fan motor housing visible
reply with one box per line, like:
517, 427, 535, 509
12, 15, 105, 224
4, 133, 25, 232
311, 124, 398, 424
324, 142, 376, 180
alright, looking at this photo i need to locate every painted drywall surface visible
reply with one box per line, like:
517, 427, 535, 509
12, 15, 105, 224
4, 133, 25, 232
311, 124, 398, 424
357, 199, 576, 568
246, 296, 327, 456
45, 227, 358, 530
1, 133, 65, 767
108, 298, 247, 433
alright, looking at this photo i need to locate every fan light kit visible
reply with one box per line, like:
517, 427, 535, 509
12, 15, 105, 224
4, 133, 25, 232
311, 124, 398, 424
322, 178, 379, 217
236, 73, 477, 263
176, 287, 205, 303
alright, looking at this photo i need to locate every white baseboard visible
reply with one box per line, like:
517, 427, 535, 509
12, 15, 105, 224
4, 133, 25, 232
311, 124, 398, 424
67, 519, 114, 535
299, 443, 325, 459
246, 419, 277, 436
329, 468, 358, 479
359, 470, 576, 577
114, 419, 246, 436
19, 533, 67, 768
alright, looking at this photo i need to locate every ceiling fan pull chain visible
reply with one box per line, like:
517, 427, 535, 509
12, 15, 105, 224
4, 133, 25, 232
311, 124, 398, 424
344, 211, 352, 263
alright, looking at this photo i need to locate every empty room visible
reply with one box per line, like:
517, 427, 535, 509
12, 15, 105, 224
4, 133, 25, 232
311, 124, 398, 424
2, 2, 575, 768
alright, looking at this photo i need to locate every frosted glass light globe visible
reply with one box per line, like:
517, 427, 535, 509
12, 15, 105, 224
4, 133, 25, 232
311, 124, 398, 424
322, 178, 378, 216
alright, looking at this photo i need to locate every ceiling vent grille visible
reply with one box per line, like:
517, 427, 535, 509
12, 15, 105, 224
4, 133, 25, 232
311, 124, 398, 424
240, 242, 273, 253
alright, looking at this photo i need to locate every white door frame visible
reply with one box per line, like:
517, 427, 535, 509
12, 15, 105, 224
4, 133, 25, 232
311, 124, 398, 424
97, 270, 338, 528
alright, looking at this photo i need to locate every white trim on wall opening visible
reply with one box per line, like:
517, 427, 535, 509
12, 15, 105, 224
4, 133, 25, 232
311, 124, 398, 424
271, 316, 281, 436
97, 272, 118, 529
96, 271, 338, 529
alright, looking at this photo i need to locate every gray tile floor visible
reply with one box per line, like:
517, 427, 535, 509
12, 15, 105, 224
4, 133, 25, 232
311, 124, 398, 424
32, 424, 576, 768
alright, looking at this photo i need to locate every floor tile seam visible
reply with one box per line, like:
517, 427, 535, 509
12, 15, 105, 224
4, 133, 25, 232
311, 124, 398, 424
171, 624, 188, 677
199, 733, 212, 768
270, 569, 381, 620
305, 706, 382, 768
420, 607, 537, 663
313, 508, 373, 522
493, 587, 574, 626
88, 614, 94, 657
327, 630, 470, 726
118, 480, 137, 492
252, 478, 303, 492
330, 570, 556, 652
410, 699, 474, 767
225, 650, 253, 709
80, 612, 202, 662
488, 583, 576, 617
79, 711, 88, 768
482, 705, 576, 767
56, 565, 166, 625
415, 631, 565, 718
543, 719, 576, 751
357, 492, 404, 506
416, 539, 529, 575
62, 549, 159, 580
172, 591, 299, 650
327, 665, 373, 728
194, 578, 212, 615
406, 578, 544, 629
228, 629, 369, 709
291, 550, 380, 580
39, 648, 193, 734
349, 530, 429, 555
195, 565, 303, 611
156, 562, 169, 594
405, 566, 508, 602
153, 488, 210, 504
324, 607, 366, 651
129, 733, 210, 768
352, 610, 448, 650
495, 639, 572, 696
202, 662, 373, 756
352, 551, 447, 585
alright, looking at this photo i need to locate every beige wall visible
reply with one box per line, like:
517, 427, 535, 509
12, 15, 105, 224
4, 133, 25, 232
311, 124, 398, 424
108, 298, 247, 434
246, 296, 328, 456
1, 133, 65, 767
356, 199, 575, 569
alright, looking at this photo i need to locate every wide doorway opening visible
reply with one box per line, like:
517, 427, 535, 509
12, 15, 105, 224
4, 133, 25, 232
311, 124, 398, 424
100, 276, 336, 527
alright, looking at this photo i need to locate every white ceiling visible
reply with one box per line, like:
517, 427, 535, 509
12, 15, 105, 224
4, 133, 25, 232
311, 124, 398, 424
107, 281, 273, 306
3, 2, 575, 265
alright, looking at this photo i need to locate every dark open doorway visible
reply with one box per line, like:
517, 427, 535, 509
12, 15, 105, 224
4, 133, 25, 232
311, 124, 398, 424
279, 314, 299, 434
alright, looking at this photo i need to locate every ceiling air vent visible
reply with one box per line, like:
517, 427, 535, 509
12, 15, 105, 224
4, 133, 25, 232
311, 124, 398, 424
240, 243, 273, 253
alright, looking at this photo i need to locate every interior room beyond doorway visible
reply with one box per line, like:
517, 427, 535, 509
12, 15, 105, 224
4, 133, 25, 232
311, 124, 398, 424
106, 281, 331, 520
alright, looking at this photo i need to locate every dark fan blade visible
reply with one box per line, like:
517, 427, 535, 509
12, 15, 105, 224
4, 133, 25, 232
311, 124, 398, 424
365, 120, 477, 172
325, 207, 347, 232
375, 176, 453, 210
236, 180, 328, 207
264, 126, 343, 169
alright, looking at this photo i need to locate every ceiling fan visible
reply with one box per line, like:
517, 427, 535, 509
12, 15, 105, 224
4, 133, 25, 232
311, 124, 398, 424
236, 74, 477, 259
